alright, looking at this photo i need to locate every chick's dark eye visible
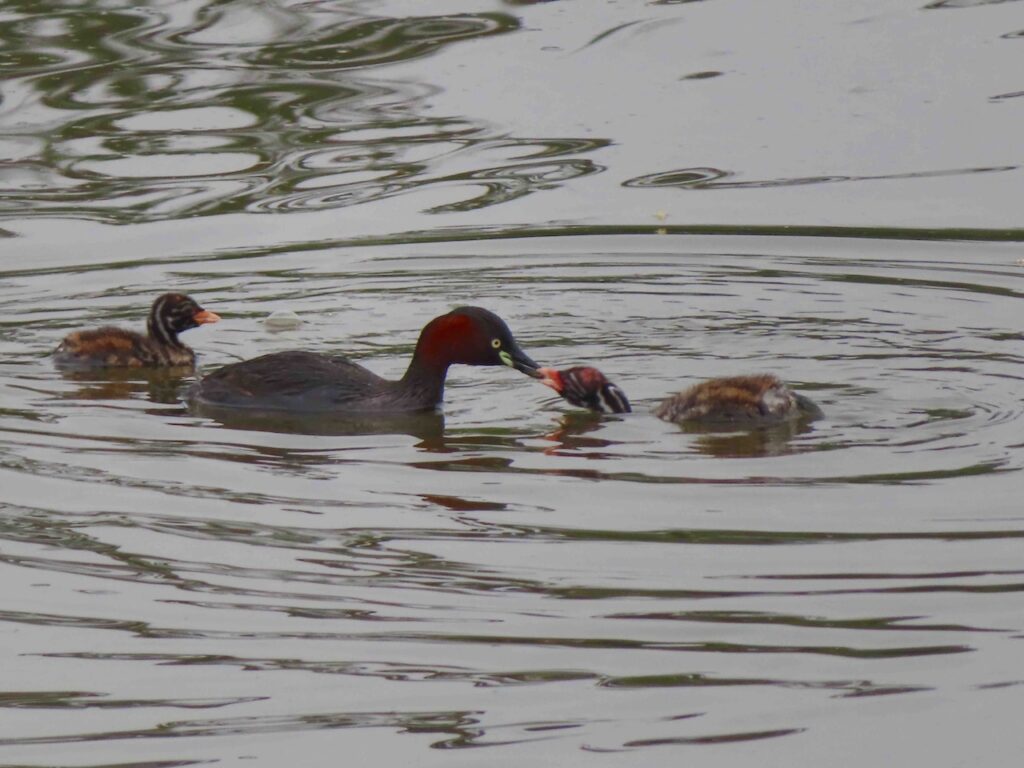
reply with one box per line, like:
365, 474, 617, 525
491, 338, 501, 349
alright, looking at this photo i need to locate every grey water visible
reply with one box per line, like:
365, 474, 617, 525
2, 1, 1023, 766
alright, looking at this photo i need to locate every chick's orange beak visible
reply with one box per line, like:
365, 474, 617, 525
537, 367, 564, 393
193, 309, 221, 325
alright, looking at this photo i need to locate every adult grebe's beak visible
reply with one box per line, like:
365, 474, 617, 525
501, 341, 542, 378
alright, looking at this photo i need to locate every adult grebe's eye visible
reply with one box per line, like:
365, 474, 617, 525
491, 338, 501, 349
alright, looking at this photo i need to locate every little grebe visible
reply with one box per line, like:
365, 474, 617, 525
54, 293, 220, 369
188, 306, 540, 414
539, 367, 821, 424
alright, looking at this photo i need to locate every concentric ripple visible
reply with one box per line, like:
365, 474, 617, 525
1, 232, 1022, 762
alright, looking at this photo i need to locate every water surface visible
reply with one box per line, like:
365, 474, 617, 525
2, 0, 1024, 765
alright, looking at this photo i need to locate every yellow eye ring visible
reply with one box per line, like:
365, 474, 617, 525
491, 338, 502, 349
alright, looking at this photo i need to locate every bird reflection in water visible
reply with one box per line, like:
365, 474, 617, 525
56, 366, 196, 405
194, 405, 447, 442
541, 408, 817, 460
676, 417, 817, 459
541, 411, 621, 457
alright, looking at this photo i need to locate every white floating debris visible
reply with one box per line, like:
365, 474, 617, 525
264, 310, 302, 330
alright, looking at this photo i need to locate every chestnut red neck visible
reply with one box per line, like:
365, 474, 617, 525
398, 313, 476, 401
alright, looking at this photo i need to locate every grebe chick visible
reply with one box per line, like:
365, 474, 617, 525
539, 367, 821, 424
54, 293, 220, 370
653, 373, 822, 424
188, 306, 541, 414
536, 366, 631, 413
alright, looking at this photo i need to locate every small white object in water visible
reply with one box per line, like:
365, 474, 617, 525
264, 310, 302, 330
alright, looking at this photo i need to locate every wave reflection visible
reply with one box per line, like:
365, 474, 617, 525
0, 5, 608, 223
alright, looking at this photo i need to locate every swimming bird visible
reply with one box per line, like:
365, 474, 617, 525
188, 306, 540, 414
536, 366, 632, 414
538, 366, 821, 424
54, 293, 220, 369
